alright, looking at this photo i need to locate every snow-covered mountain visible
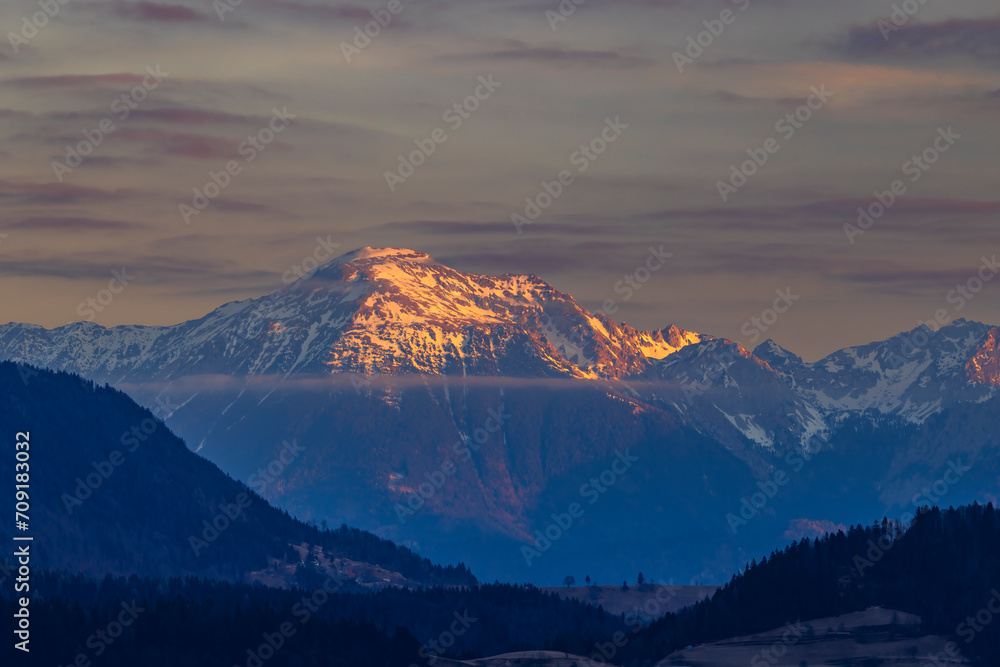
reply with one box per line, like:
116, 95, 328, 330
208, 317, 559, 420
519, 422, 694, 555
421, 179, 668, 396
0, 247, 708, 383
1, 247, 997, 453
2, 247, 999, 585
647, 338, 831, 456
754, 319, 1000, 425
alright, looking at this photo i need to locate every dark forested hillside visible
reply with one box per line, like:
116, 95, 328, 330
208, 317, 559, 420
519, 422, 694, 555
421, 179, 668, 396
9, 505, 1000, 666
0, 362, 474, 587
0, 571, 623, 666
621, 503, 1000, 665
5, 360, 1000, 666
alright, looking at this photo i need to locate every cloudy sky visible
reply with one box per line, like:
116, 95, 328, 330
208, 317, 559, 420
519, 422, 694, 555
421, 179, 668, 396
1, 0, 997, 360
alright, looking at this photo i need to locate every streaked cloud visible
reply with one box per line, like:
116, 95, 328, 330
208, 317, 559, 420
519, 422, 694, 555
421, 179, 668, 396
840, 16, 1000, 61
0, 0, 997, 359
102, 1, 211, 23
4, 216, 144, 231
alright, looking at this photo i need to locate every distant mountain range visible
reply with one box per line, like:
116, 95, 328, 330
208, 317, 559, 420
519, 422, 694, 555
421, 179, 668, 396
0, 247, 709, 381
1, 247, 998, 585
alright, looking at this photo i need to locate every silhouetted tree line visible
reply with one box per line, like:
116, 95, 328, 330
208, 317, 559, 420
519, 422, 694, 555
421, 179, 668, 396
2, 589, 420, 666
0, 571, 623, 665
619, 502, 1000, 665
7, 363, 1000, 664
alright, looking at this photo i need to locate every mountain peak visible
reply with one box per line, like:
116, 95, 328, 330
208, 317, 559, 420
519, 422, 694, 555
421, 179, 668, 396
966, 326, 1000, 386
0, 246, 712, 381
753, 339, 804, 368
330, 247, 436, 267
312, 247, 438, 279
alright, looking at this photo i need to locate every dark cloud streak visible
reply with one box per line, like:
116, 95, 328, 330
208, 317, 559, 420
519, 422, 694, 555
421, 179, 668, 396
840, 16, 1000, 60
4, 216, 144, 231
105, 1, 210, 23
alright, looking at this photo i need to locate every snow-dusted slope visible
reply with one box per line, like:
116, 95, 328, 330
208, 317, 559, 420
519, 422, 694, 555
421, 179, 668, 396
646, 338, 830, 455
314, 248, 707, 378
0, 247, 707, 383
1, 248, 997, 451
754, 319, 1000, 424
